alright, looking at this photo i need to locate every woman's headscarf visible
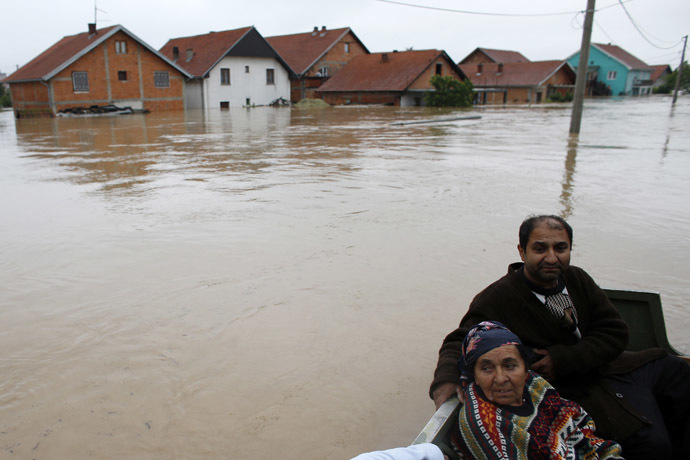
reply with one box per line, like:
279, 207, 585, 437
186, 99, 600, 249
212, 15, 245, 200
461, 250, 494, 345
459, 321, 522, 379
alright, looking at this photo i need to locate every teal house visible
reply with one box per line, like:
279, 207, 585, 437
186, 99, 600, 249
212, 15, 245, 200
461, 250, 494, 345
567, 43, 653, 96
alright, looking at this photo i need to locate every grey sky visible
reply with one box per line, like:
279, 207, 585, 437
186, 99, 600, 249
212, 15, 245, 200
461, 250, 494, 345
3, 0, 688, 76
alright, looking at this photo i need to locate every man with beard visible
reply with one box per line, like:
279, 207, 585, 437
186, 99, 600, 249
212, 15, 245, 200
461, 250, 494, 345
430, 215, 690, 460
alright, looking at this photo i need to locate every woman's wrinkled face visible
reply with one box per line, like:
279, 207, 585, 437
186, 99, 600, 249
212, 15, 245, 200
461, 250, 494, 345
473, 345, 528, 406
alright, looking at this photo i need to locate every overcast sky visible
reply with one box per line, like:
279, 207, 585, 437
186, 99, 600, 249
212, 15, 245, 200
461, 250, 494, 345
3, 0, 688, 75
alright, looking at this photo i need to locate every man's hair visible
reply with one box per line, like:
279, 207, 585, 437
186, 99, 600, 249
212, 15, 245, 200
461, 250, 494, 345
518, 214, 573, 249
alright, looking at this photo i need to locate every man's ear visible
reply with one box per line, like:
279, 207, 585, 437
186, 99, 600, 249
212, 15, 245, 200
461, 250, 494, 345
517, 244, 526, 261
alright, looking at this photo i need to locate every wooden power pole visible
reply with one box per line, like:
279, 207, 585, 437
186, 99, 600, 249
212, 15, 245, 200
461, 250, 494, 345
672, 35, 687, 105
569, 0, 596, 134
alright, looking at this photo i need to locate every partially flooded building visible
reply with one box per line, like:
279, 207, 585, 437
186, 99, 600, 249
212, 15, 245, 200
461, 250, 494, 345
3, 24, 191, 118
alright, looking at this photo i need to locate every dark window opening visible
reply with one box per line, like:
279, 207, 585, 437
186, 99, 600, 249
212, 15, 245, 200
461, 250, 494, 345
435, 63, 442, 75
118, 71, 127, 81
266, 68, 275, 85
220, 101, 229, 109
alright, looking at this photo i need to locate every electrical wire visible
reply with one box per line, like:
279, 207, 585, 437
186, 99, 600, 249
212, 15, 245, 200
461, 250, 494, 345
374, 0, 631, 18
616, 0, 683, 50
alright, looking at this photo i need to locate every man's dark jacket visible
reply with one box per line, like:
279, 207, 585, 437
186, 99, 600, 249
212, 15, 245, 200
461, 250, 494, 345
430, 263, 666, 441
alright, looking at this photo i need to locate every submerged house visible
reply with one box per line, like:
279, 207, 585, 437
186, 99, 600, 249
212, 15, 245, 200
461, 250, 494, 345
3, 24, 191, 118
650, 64, 672, 89
317, 49, 467, 106
266, 26, 369, 102
159, 26, 292, 109
459, 60, 576, 104
566, 43, 653, 96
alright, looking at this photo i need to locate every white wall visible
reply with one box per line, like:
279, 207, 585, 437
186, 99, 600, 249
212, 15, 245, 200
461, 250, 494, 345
185, 80, 204, 109
203, 56, 290, 109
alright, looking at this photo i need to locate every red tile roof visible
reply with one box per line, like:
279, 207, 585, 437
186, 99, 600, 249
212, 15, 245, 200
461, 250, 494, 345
460, 47, 530, 64
593, 43, 650, 70
459, 60, 574, 87
6, 25, 119, 82
159, 27, 253, 77
5, 25, 190, 83
317, 50, 464, 92
650, 64, 671, 82
266, 27, 367, 75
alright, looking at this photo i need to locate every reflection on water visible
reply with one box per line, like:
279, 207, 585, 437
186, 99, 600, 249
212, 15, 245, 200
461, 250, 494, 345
1, 98, 689, 460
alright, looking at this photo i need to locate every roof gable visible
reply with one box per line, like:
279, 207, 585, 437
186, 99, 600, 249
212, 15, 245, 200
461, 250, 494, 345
459, 60, 574, 87
317, 50, 464, 93
592, 43, 650, 70
650, 64, 671, 82
159, 27, 254, 77
460, 47, 530, 64
266, 27, 369, 76
5, 25, 191, 83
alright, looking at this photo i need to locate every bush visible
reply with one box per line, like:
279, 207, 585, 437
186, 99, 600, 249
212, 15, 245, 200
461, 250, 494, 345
0, 84, 12, 108
426, 75, 473, 107
547, 91, 573, 103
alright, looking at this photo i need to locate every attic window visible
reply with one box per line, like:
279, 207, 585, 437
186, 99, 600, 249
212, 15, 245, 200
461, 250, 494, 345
317, 66, 329, 77
344, 42, 350, 53
72, 71, 89, 92
115, 41, 127, 54
186, 49, 193, 62
245, 66, 250, 73
435, 63, 442, 75
172, 47, 179, 61
607, 70, 617, 80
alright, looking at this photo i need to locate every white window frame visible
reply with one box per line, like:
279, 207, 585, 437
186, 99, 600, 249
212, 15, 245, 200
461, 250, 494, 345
115, 41, 127, 54
607, 70, 617, 80
154, 71, 170, 88
72, 71, 89, 92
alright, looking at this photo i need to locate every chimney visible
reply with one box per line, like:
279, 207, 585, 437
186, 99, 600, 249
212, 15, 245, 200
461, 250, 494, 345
497, 63, 504, 74
381, 53, 388, 62
172, 46, 179, 61
312, 26, 318, 36
320, 25, 327, 36
477, 63, 483, 75
88, 23, 97, 35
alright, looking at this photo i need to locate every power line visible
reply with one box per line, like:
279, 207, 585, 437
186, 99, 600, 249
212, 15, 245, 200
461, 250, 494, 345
373, 0, 631, 18
616, 0, 683, 50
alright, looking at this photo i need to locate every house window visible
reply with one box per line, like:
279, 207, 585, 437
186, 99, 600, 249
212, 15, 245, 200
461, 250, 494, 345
246, 98, 251, 106
317, 66, 329, 77
221, 68, 231, 85
607, 71, 617, 80
72, 71, 89, 92
115, 41, 127, 54
245, 66, 250, 73
220, 101, 229, 109
344, 42, 350, 53
118, 71, 127, 81
435, 63, 443, 75
266, 68, 275, 85
154, 71, 170, 88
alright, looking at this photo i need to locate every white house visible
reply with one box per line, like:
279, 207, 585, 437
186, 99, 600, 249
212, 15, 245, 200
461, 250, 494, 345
160, 26, 293, 109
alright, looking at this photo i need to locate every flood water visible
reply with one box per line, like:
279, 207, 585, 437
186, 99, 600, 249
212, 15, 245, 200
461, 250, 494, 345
1, 97, 689, 459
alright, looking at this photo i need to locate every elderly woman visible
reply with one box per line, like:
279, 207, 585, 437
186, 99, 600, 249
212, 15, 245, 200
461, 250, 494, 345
453, 321, 624, 460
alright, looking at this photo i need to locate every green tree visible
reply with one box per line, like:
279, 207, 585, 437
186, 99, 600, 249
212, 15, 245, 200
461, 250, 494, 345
426, 75, 473, 107
0, 84, 12, 108
653, 62, 690, 94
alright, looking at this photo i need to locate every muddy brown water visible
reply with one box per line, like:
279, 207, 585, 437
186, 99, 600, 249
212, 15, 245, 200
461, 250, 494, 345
1, 97, 689, 459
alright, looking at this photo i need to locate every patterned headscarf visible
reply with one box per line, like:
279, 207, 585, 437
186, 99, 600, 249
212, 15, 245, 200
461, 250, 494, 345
460, 321, 522, 380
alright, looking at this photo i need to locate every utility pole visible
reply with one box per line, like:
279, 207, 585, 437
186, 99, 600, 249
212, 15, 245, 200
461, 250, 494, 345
672, 35, 687, 105
569, 0, 596, 134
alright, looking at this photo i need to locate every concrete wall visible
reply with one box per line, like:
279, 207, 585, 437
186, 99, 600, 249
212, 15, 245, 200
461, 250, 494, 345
204, 56, 290, 109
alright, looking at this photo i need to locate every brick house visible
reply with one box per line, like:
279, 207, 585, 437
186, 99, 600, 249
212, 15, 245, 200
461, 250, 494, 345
650, 64, 672, 90
159, 26, 293, 109
317, 49, 467, 106
459, 47, 530, 66
3, 24, 191, 118
459, 60, 576, 104
266, 26, 369, 102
